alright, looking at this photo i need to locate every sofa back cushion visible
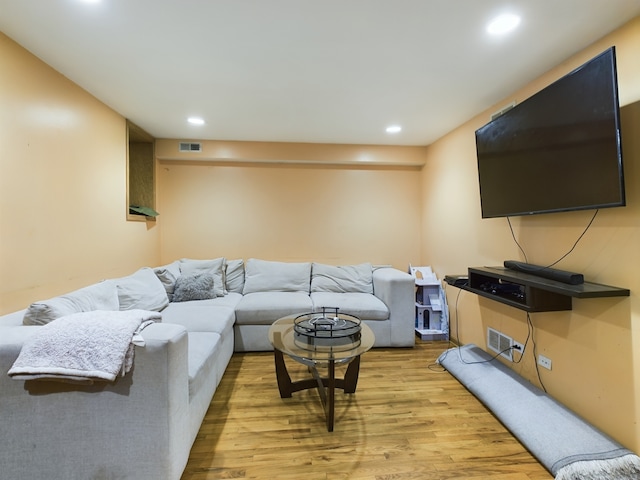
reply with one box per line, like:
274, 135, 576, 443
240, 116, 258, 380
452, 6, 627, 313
23, 281, 119, 326
310, 292, 389, 320
242, 259, 311, 294
225, 259, 245, 293
311, 262, 374, 294
114, 267, 170, 311
153, 261, 181, 301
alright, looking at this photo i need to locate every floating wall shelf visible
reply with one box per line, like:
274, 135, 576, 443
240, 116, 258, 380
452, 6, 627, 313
461, 266, 629, 312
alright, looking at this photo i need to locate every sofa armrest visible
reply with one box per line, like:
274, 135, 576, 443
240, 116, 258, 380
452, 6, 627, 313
0, 322, 191, 480
372, 267, 415, 347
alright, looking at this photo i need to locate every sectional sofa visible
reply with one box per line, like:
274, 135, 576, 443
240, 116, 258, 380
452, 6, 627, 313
0, 258, 414, 480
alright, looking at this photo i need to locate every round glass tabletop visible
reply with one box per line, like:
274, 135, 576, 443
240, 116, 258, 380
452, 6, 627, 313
268, 313, 375, 363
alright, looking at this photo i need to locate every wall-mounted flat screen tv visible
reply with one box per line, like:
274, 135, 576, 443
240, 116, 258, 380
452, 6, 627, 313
475, 47, 625, 219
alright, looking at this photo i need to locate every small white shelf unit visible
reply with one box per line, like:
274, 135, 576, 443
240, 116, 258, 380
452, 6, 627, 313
415, 277, 449, 341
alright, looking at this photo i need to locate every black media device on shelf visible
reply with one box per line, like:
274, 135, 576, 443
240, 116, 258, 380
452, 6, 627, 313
444, 275, 469, 287
475, 47, 625, 219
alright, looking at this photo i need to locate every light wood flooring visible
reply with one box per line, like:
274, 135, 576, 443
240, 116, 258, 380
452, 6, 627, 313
181, 340, 552, 480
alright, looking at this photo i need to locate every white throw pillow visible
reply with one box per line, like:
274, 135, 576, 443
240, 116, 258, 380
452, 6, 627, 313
180, 258, 226, 297
311, 262, 374, 294
23, 281, 119, 326
115, 267, 170, 312
242, 258, 311, 294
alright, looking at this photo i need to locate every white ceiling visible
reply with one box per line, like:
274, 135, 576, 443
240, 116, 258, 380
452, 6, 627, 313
1, 0, 639, 146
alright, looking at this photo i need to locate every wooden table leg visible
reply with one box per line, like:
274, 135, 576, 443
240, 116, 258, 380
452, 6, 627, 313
343, 355, 361, 394
273, 349, 293, 398
326, 360, 335, 432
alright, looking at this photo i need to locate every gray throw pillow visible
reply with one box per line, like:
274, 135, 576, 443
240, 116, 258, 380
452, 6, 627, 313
180, 258, 226, 296
172, 273, 216, 302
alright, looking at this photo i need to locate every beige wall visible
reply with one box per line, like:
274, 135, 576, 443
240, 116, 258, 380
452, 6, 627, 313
156, 141, 424, 269
421, 17, 640, 449
0, 33, 160, 314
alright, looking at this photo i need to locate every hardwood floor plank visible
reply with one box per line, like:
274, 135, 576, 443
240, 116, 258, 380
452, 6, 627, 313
181, 341, 552, 480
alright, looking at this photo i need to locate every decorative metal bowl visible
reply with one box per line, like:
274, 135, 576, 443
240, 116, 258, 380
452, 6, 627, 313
293, 308, 361, 351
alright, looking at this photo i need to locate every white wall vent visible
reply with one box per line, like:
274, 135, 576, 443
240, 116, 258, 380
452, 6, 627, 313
490, 101, 517, 121
179, 142, 202, 152
487, 327, 513, 361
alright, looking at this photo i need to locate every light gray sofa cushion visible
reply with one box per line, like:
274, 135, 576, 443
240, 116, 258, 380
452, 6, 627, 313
161, 302, 236, 335
23, 281, 119, 326
225, 259, 245, 293
171, 292, 243, 310
180, 258, 226, 297
114, 267, 170, 312
311, 262, 373, 294
235, 291, 313, 324
187, 332, 221, 399
0, 310, 24, 327
186, 330, 233, 445
162, 292, 242, 314
243, 258, 311, 294
311, 292, 389, 320
153, 261, 181, 301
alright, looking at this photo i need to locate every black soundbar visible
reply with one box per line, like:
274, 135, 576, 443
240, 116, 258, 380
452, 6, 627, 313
504, 260, 584, 285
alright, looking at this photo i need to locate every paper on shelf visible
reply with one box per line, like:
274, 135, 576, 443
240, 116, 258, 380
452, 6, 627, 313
409, 264, 438, 283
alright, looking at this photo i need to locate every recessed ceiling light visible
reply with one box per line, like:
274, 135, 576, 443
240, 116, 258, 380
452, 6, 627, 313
187, 117, 205, 126
386, 125, 402, 134
487, 13, 521, 35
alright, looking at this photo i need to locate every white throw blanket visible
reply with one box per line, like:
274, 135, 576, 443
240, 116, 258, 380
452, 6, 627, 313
8, 309, 160, 384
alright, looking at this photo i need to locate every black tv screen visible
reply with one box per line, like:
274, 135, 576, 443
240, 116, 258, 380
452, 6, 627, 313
475, 47, 625, 218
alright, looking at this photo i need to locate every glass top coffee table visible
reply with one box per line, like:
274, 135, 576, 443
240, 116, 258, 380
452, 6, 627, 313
268, 310, 375, 432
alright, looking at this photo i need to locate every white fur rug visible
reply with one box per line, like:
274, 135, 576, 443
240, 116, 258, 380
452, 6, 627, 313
438, 344, 640, 480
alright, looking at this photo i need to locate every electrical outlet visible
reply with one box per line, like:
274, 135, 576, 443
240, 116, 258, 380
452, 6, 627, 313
538, 354, 552, 370
512, 341, 524, 353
